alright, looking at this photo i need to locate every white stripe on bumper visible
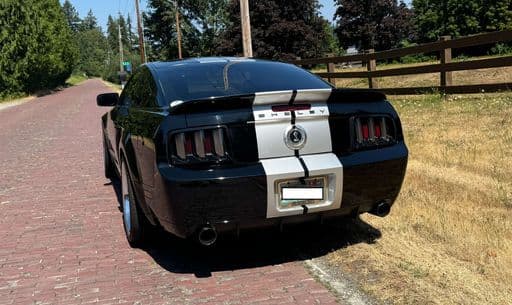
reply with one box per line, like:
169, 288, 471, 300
262, 153, 343, 218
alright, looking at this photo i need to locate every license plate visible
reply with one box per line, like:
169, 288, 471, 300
282, 188, 323, 200
278, 176, 325, 208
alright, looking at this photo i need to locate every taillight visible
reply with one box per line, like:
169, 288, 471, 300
171, 127, 228, 164
354, 116, 395, 149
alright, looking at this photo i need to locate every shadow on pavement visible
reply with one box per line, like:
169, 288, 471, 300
108, 178, 381, 278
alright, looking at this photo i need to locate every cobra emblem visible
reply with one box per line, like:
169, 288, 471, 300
284, 125, 307, 150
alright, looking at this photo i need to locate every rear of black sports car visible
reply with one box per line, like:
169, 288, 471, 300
100, 58, 408, 246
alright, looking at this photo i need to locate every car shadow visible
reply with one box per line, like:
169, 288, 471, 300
107, 178, 382, 278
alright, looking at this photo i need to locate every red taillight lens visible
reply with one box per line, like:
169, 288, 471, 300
374, 123, 381, 138
184, 134, 193, 155
203, 130, 213, 155
354, 116, 394, 148
172, 127, 227, 163
362, 124, 369, 140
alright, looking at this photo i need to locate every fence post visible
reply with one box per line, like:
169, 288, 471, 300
366, 49, 378, 89
327, 54, 336, 86
440, 36, 452, 93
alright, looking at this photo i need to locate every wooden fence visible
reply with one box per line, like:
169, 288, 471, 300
292, 30, 512, 95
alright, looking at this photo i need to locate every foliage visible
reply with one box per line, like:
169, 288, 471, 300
0, 0, 77, 97
218, 0, 327, 61
180, 0, 229, 56
490, 43, 512, 55
62, 0, 81, 32
76, 29, 108, 77
323, 22, 344, 56
144, 0, 229, 60
334, 0, 414, 51
66, 74, 88, 86
413, 0, 512, 42
82, 9, 98, 31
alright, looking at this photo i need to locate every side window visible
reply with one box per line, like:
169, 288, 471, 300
124, 66, 158, 108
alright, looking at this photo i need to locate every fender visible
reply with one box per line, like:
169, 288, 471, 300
119, 138, 159, 226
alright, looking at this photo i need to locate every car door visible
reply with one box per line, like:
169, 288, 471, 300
125, 67, 160, 190
105, 75, 137, 173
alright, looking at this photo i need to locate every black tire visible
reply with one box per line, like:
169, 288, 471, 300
103, 137, 116, 179
121, 159, 148, 248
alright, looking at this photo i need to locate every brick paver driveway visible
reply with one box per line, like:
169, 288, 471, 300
0, 80, 340, 305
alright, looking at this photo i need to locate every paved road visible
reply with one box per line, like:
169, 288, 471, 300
0, 80, 340, 305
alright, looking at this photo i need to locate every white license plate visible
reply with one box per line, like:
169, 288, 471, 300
282, 187, 324, 200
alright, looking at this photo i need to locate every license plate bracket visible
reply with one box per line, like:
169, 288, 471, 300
278, 176, 326, 208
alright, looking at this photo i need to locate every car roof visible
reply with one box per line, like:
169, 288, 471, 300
145, 57, 284, 71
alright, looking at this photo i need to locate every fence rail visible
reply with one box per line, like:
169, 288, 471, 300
292, 30, 512, 95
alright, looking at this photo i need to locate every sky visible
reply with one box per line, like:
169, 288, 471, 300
62, 0, 339, 31
62, 0, 412, 31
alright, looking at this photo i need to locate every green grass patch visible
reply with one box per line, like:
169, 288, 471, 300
0, 92, 27, 103
66, 74, 88, 86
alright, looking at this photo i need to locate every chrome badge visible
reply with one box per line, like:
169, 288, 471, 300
284, 125, 307, 150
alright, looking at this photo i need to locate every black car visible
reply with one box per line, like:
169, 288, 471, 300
97, 58, 408, 247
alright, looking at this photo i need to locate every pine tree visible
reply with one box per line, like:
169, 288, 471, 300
334, 0, 414, 51
76, 29, 108, 76
218, 0, 327, 61
83, 9, 99, 31
144, 0, 201, 59
61, 0, 81, 32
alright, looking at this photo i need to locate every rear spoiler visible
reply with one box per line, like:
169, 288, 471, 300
168, 89, 387, 114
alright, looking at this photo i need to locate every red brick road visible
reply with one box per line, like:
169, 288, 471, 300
0, 80, 340, 305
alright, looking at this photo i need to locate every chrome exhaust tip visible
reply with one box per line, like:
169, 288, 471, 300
370, 201, 391, 217
197, 226, 217, 246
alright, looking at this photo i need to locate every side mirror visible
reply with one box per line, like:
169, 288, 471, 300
97, 93, 119, 106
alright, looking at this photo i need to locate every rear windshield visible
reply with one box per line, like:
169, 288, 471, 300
156, 60, 331, 103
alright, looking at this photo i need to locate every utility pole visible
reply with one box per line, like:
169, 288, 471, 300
175, 1, 182, 59
118, 17, 124, 72
239, 0, 253, 57
141, 12, 148, 63
134, 0, 146, 63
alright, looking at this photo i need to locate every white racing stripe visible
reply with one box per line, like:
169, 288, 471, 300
251, 88, 343, 219
261, 153, 343, 218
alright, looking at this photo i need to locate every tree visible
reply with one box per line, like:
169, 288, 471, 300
480, 0, 512, 32
413, 0, 512, 42
334, 0, 414, 51
218, 0, 328, 61
76, 29, 108, 76
180, 0, 229, 55
144, 0, 201, 60
62, 0, 81, 32
0, 0, 77, 96
82, 9, 99, 31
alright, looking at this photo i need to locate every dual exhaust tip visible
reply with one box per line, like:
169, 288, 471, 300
198, 202, 390, 246
197, 225, 217, 246
370, 201, 391, 217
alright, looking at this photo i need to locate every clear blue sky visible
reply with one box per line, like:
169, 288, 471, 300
62, 0, 411, 30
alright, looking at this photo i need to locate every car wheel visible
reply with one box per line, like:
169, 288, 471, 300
121, 159, 147, 248
103, 137, 116, 179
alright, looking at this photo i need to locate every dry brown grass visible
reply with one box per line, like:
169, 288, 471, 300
314, 57, 512, 89
326, 92, 512, 304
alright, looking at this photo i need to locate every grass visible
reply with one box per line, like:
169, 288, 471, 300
314, 55, 512, 90
0, 92, 27, 103
1, 74, 88, 104
101, 79, 122, 94
326, 92, 512, 304
65, 74, 88, 86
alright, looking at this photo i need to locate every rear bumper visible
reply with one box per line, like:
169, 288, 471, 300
151, 144, 408, 238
